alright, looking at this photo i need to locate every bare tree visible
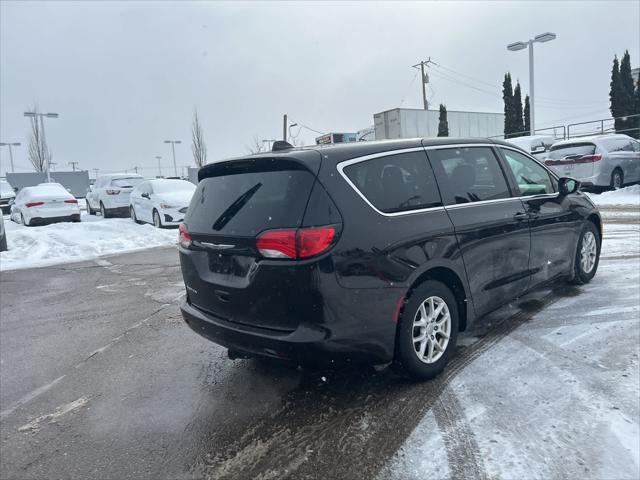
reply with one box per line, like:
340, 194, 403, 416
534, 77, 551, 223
191, 110, 208, 167
246, 136, 266, 154
27, 107, 51, 172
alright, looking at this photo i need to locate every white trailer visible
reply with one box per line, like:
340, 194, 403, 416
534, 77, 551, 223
374, 108, 504, 140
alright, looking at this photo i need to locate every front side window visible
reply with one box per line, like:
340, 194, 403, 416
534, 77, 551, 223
500, 148, 555, 196
342, 151, 441, 214
427, 147, 511, 205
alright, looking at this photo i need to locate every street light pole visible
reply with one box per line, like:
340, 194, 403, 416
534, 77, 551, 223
164, 140, 181, 177
155, 156, 162, 177
0, 142, 21, 173
507, 32, 556, 136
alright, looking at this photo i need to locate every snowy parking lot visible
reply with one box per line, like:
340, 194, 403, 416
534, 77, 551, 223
0, 188, 638, 480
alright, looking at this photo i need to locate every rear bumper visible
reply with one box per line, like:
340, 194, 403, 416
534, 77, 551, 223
29, 214, 80, 226
179, 294, 397, 366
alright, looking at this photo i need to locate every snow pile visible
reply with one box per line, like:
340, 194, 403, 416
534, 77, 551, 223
0, 214, 177, 271
586, 185, 640, 206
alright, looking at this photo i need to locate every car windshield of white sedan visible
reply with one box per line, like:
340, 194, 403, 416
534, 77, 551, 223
152, 180, 196, 194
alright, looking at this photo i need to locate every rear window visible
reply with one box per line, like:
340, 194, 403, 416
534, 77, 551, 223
186, 160, 315, 236
111, 177, 144, 188
548, 143, 596, 159
342, 151, 441, 214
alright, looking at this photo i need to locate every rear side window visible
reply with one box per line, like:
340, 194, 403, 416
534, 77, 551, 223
548, 143, 596, 159
427, 147, 511, 205
342, 151, 441, 214
599, 137, 632, 152
186, 160, 315, 236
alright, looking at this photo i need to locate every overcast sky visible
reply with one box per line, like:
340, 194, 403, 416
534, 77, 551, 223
1, 1, 638, 177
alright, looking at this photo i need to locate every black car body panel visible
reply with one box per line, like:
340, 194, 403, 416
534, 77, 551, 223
178, 138, 601, 365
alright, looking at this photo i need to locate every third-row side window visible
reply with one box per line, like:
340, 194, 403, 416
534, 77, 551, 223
343, 151, 442, 214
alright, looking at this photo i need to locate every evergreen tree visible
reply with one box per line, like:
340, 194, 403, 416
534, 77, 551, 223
610, 55, 625, 133
634, 81, 640, 139
513, 82, 525, 136
502, 73, 515, 137
619, 50, 636, 136
524, 95, 531, 135
437, 104, 449, 137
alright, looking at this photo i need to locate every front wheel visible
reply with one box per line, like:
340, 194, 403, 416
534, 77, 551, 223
394, 280, 459, 380
87, 201, 96, 215
153, 210, 162, 228
131, 207, 141, 224
100, 202, 110, 218
570, 222, 601, 285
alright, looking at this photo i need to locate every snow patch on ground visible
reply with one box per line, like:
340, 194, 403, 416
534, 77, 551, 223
0, 211, 177, 271
586, 185, 640, 206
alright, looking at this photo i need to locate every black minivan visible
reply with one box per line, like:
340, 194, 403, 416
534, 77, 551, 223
178, 138, 601, 379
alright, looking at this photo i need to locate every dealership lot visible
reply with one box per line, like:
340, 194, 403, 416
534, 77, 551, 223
0, 206, 638, 479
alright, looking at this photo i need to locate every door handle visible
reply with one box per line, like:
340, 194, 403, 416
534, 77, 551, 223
513, 212, 529, 221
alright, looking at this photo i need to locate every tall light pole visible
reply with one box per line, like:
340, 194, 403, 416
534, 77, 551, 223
24, 110, 59, 182
155, 156, 162, 177
0, 142, 21, 173
507, 32, 556, 135
164, 140, 181, 177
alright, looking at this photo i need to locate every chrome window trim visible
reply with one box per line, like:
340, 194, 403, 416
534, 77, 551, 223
336, 143, 563, 218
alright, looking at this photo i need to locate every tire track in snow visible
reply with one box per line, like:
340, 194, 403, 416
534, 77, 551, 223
191, 287, 570, 480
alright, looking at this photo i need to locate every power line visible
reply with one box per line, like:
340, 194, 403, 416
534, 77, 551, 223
399, 70, 420, 107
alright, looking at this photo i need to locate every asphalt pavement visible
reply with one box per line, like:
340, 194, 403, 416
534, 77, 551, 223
1, 214, 638, 480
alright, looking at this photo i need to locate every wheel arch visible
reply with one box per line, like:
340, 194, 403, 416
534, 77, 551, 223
405, 266, 471, 332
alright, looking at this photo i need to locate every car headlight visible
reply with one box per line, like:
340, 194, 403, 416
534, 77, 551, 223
159, 203, 175, 209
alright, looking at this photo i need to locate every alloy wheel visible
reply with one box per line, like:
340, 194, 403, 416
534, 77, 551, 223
412, 296, 451, 364
153, 211, 161, 228
580, 231, 597, 274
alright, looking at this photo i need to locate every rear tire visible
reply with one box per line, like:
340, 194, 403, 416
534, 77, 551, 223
100, 202, 110, 218
0, 233, 7, 252
131, 206, 141, 224
610, 169, 624, 190
570, 221, 601, 285
21, 213, 31, 227
394, 280, 459, 380
87, 201, 96, 215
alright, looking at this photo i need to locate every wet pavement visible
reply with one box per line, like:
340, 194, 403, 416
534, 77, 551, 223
1, 218, 638, 480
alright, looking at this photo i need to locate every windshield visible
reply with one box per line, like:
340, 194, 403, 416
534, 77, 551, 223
548, 143, 596, 159
152, 180, 196, 194
0, 180, 14, 196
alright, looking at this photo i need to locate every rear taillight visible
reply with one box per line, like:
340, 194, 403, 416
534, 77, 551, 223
106, 189, 121, 195
25, 202, 44, 208
256, 226, 336, 259
178, 223, 192, 248
578, 154, 602, 163
64, 199, 78, 204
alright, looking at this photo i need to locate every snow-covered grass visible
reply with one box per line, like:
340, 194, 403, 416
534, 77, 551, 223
0, 208, 177, 271
586, 185, 640, 206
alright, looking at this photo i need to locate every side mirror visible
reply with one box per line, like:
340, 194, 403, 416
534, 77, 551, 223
558, 177, 579, 195
142, 192, 150, 199
532, 145, 546, 154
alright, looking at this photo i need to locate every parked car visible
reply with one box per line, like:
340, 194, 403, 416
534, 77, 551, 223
544, 134, 640, 190
86, 173, 144, 217
177, 138, 602, 380
0, 179, 16, 214
129, 178, 196, 228
504, 135, 556, 160
0, 214, 7, 252
10, 183, 81, 226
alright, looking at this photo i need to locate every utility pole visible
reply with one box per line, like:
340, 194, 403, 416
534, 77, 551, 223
68, 161, 78, 171
412, 58, 432, 110
0, 142, 21, 173
283, 114, 288, 141
155, 156, 162, 177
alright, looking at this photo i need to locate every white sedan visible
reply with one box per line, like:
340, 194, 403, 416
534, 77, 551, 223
10, 183, 81, 226
129, 179, 196, 228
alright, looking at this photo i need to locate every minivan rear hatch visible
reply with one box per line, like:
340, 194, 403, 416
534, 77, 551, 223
545, 142, 598, 179
180, 151, 341, 331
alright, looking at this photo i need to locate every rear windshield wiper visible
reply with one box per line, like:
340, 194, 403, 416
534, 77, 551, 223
212, 183, 262, 231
